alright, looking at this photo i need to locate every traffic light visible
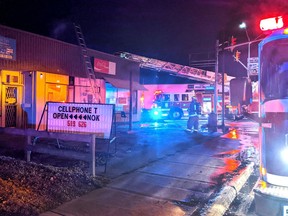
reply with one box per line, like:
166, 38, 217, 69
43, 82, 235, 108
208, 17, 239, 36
235, 50, 241, 62
231, 36, 237, 46
230, 36, 237, 51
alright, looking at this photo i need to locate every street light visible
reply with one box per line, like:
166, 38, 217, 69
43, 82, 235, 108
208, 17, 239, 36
239, 22, 251, 78
239, 22, 251, 41
239, 22, 265, 78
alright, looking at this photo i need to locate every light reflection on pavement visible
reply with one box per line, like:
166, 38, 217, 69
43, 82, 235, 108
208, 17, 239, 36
41, 118, 261, 216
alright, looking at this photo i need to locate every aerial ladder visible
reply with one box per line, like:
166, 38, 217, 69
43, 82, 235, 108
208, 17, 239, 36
116, 51, 234, 85
74, 23, 101, 103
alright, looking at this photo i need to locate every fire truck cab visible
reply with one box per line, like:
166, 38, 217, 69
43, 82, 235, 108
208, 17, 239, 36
253, 27, 288, 216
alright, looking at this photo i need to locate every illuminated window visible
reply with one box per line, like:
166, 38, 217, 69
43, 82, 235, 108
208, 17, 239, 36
46, 84, 67, 102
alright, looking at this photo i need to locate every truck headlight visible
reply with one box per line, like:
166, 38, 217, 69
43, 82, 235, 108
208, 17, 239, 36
153, 110, 159, 116
281, 147, 288, 164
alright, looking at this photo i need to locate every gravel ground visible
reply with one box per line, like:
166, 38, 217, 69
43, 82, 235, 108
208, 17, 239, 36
0, 135, 109, 216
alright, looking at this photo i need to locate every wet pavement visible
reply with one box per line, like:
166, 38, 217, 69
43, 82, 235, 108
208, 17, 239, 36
41, 119, 258, 216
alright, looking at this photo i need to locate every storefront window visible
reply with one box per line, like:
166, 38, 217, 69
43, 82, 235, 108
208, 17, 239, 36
105, 83, 138, 114
46, 84, 67, 102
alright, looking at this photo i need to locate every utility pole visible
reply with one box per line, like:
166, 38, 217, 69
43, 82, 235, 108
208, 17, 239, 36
215, 39, 225, 132
221, 51, 225, 132
240, 22, 251, 78
247, 41, 251, 78
214, 40, 219, 114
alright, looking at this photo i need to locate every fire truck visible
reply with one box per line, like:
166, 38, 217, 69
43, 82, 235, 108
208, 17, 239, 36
141, 83, 221, 120
117, 51, 235, 121
252, 20, 288, 215
150, 90, 201, 120
147, 86, 235, 121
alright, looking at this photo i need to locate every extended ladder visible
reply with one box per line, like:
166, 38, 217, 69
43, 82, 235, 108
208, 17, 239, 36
116, 52, 235, 85
74, 23, 101, 103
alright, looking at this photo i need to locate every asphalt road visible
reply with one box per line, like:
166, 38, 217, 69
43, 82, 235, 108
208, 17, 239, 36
42, 118, 258, 216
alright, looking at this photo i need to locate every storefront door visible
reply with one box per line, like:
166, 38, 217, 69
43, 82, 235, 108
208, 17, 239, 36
2, 85, 22, 127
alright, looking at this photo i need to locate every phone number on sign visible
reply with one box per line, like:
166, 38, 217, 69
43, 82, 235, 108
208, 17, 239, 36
67, 120, 87, 128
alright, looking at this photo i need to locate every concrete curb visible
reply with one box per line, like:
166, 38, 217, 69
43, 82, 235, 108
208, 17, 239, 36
204, 162, 255, 216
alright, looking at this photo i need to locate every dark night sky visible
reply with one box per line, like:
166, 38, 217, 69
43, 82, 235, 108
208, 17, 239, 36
0, 0, 287, 78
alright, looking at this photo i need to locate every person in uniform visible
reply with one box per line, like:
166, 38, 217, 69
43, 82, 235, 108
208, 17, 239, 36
186, 97, 201, 133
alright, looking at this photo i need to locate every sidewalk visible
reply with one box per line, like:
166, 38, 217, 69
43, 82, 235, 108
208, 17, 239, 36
41, 121, 255, 216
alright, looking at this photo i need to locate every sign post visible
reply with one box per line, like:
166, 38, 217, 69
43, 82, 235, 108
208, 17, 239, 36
46, 102, 114, 176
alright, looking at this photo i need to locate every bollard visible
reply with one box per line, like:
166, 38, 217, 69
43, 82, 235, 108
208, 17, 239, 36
208, 112, 217, 133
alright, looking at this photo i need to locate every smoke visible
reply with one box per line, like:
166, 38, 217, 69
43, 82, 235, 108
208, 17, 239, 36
50, 20, 70, 40
48, 20, 77, 44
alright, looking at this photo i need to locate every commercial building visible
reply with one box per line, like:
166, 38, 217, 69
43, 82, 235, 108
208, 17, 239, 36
0, 25, 146, 129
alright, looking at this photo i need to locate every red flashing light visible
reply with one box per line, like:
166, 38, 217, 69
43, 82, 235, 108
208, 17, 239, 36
260, 16, 284, 31
154, 90, 162, 95
229, 36, 237, 52
231, 36, 237, 46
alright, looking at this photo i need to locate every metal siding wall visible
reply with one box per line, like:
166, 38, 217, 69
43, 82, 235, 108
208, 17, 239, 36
0, 25, 143, 127
0, 25, 141, 82
0, 25, 85, 76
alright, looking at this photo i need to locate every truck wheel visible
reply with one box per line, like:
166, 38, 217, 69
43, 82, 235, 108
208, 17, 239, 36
169, 109, 183, 120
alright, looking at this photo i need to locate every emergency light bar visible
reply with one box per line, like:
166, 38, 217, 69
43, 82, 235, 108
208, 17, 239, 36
260, 16, 284, 31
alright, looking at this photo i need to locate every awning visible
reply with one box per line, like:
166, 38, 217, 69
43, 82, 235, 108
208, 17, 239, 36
104, 77, 147, 91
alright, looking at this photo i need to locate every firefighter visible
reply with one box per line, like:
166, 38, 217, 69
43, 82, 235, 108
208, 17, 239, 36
186, 97, 201, 133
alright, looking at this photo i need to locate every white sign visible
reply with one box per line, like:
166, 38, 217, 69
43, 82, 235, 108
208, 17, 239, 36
188, 84, 214, 90
0, 35, 16, 60
248, 57, 259, 76
47, 102, 114, 139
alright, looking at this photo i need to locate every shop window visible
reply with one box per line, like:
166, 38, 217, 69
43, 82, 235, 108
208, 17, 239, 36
46, 84, 67, 102
6, 75, 19, 84
118, 97, 127, 104
105, 82, 138, 115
